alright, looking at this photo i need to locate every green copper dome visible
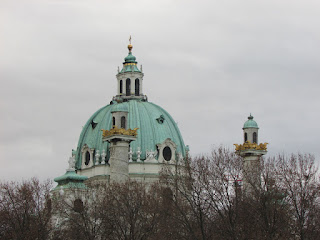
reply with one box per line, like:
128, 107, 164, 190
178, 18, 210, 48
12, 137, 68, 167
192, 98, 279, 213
74, 100, 186, 169
111, 103, 128, 113
54, 170, 88, 190
243, 114, 259, 129
120, 51, 141, 73
124, 52, 136, 63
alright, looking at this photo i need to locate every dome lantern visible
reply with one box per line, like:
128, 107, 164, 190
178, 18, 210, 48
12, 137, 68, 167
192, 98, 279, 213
116, 39, 146, 101
243, 114, 259, 143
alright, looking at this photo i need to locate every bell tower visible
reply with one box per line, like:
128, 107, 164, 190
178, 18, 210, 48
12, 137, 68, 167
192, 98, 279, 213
234, 114, 268, 195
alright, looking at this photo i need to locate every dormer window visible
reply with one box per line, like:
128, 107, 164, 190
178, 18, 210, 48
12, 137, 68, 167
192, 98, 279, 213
157, 138, 177, 163
156, 115, 165, 124
91, 120, 98, 129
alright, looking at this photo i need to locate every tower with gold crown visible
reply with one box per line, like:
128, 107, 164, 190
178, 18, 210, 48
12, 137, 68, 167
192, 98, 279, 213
234, 114, 268, 195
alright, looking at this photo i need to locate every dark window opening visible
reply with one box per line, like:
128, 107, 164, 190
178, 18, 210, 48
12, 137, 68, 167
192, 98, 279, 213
46, 199, 52, 213
163, 147, 172, 161
162, 187, 173, 204
85, 151, 90, 165
91, 120, 98, 129
253, 132, 257, 143
112, 117, 115, 126
126, 79, 131, 96
74, 199, 84, 213
120, 80, 123, 94
121, 116, 126, 129
244, 133, 248, 142
156, 115, 165, 124
135, 79, 140, 96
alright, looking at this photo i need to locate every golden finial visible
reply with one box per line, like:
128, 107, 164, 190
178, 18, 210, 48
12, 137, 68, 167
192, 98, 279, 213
128, 35, 133, 52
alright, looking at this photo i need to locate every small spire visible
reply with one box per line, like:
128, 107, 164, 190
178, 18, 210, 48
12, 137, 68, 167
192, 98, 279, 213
248, 113, 253, 120
128, 35, 133, 53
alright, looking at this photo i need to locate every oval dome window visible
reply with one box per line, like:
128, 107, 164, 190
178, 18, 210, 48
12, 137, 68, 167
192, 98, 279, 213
163, 146, 172, 161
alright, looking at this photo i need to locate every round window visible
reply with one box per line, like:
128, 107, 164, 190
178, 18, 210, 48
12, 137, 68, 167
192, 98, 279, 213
85, 151, 90, 165
163, 147, 172, 161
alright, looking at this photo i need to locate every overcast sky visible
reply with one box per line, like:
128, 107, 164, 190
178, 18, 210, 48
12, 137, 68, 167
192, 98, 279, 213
1, 0, 320, 181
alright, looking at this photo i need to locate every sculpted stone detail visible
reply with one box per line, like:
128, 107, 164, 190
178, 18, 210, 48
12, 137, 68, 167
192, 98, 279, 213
234, 141, 268, 152
136, 147, 141, 162
95, 150, 100, 165
101, 149, 106, 164
146, 150, 157, 161
68, 156, 75, 171
101, 126, 138, 137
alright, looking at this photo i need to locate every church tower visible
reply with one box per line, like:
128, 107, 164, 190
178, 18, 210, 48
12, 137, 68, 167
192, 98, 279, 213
234, 114, 268, 195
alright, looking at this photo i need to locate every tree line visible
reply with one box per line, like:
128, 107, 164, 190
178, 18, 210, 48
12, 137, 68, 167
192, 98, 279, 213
0, 147, 319, 240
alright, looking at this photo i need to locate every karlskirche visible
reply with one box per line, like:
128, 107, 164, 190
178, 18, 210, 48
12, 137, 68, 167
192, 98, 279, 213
54, 43, 188, 188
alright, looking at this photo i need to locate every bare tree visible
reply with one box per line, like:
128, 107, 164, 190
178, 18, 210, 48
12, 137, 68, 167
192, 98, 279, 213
53, 181, 162, 240
0, 178, 52, 240
276, 153, 320, 240
159, 147, 245, 240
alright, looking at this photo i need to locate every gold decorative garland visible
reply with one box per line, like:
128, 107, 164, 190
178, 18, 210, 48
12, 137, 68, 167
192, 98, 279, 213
101, 126, 138, 137
124, 63, 137, 66
234, 141, 268, 151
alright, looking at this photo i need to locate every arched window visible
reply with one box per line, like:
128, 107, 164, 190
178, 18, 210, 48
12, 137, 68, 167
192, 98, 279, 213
112, 117, 115, 126
162, 187, 173, 204
46, 199, 52, 213
126, 78, 131, 96
74, 199, 84, 213
253, 132, 257, 143
121, 116, 126, 129
135, 79, 140, 96
244, 133, 248, 142
120, 80, 123, 94
163, 147, 172, 161
85, 151, 90, 165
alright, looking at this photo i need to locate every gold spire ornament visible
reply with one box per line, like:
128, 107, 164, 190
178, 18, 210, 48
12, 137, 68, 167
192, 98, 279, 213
128, 35, 133, 52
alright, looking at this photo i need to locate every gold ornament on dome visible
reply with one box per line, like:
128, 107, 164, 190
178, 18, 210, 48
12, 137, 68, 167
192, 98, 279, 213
124, 63, 137, 66
101, 126, 138, 137
234, 141, 268, 151
128, 35, 133, 51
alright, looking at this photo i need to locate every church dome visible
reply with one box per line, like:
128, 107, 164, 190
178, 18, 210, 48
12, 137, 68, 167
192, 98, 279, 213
243, 114, 259, 129
74, 100, 186, 169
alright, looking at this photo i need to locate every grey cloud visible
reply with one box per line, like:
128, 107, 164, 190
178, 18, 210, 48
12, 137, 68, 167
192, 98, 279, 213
1, 0, 319, 181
